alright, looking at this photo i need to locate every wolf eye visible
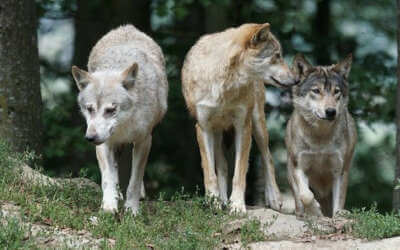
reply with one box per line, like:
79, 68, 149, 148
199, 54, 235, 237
105, 107, 116, 115
334, 88, 340, 94
311, 88, 320, 94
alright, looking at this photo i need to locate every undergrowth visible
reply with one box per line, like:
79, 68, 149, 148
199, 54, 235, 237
349, 204, 400, 240
0, 140, 267, 249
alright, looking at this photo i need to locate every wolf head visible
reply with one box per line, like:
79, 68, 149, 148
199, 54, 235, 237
71, 63, 138, 145
241, 23, 298, 88
291, 54, 352, 124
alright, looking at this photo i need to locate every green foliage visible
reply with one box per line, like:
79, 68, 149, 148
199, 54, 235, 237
0, 215, 36, 250
240, 219, 268, 246
350, 204, 400, 240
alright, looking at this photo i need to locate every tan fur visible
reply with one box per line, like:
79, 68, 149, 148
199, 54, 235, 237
182, 23, 297, 212
286, 54, 356, 217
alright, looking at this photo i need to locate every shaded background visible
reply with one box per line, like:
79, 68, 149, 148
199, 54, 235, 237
36, 0, 395, 212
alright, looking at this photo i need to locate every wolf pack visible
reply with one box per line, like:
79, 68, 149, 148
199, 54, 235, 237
71, 23, 356, 219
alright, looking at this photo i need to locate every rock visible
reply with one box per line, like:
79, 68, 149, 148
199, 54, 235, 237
16, 164, 100, 191
0, 201, 111, 249
245, 237, 400, 250
245, 206, 335, 240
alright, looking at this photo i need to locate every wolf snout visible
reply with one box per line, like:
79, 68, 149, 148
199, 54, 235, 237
85, 134, 103, 145
325, 108, 336, 120
270, 76, 298, 88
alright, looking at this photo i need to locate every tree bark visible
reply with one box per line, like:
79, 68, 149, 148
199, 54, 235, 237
393, 0, 400, 211
312, 0, 332, 65
0, 0, 42, 154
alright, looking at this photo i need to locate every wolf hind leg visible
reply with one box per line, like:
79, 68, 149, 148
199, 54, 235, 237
252, 100, 282, 211
215, 132, 228, 204
140, 182, 146, 199
125, 135, 152, 215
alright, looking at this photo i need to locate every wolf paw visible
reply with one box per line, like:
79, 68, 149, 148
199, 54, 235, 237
300, 190, 314, 206
265, 187, 283, 212
229, 200, 246, 214
124, 204, 140, 216
101, 202, 118, 214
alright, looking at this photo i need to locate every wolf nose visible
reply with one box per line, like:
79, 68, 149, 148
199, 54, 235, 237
85, 135, 97, 143
325, 108, 336, 120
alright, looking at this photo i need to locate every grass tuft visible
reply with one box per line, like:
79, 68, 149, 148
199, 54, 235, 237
0, 213, 36, 249
349, 204, 400, 240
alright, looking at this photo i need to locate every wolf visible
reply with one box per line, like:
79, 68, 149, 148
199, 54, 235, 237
181, 23, 297, 213
71, 25, 168, 214
286, 54, 357, 217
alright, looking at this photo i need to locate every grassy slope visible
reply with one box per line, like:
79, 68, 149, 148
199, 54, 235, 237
0, 141, 266, 249
1, 140, 400, 248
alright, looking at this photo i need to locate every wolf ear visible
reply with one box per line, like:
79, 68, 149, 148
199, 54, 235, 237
333, 54, 352, 79
251, 23, 270, 46
292, 54, 313, 76
71, 66, 91, 91
121, 63, 138, 90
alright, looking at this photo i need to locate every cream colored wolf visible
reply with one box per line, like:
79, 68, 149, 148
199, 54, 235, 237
286, 54, 356, 217
181, 23, 297, 213
71, 25, 168, 214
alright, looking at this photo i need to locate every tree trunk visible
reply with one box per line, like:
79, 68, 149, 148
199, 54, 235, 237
312, 0, 332, 65
0, 0, 42, 154
393, 0, 400, 211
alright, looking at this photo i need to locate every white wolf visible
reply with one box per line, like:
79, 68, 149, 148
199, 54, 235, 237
71, 25, 168, 214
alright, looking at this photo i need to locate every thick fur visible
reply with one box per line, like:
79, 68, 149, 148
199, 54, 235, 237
71, 25, 168, 214
286, 54, 356, 217
181, 23, 297, 213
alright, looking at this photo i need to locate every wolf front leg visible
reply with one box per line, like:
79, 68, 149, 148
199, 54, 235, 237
333, 155, 352, 216
125, 135, 152, 215
287, 158, 305, 217
230, 111, 252, 213
96, 144, 120, 213
293, 167, 322, 217
252, 99, 282, 211
196, 123, 220, 199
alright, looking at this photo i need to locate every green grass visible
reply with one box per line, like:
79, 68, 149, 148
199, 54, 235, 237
0, 213, 37, 249
348, 204, 400, 240
0, 140, 267, 249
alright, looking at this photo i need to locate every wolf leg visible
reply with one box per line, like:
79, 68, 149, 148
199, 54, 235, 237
230, 111, 252, 213
215, 132, 228, 204
293, 168, 322, 216
287, 159, 304, 217
140, 182, 146, 199
125, 135, 152, 215
333, 170, 350, 217
196, 123, 220, 199
252, 100, 282, 211
96, 144, 120, 213
332, 173, 343, 216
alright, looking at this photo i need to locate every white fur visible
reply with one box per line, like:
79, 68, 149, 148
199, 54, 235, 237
74, 25, 168, 214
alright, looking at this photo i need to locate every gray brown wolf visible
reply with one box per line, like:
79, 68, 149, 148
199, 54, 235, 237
286, 54, 356, 217
71, 25, 168, 214
181, 23, 297, 213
